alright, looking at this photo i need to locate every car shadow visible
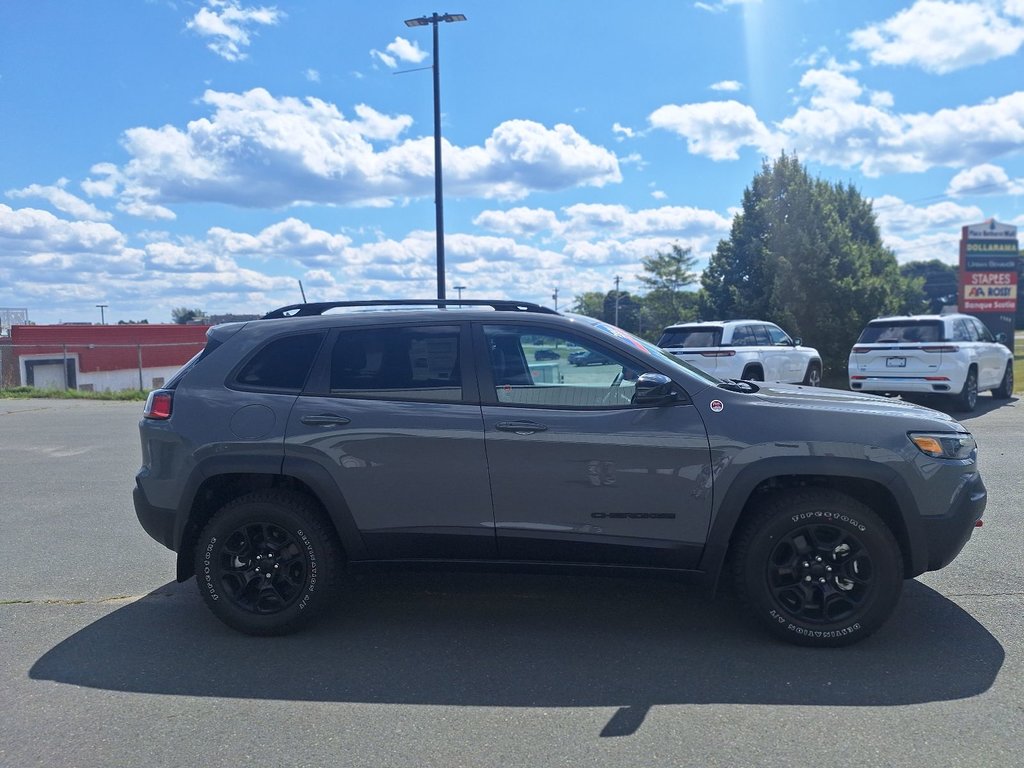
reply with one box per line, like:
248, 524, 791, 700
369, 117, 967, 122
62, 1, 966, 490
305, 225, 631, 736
946, 393, 1018, 421
30, 573, 1002, 737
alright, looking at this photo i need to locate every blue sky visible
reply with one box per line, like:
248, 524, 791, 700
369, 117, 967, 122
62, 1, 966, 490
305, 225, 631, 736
2, 0, 1023, 324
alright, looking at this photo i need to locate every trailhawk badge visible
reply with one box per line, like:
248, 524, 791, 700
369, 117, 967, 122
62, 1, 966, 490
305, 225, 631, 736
710, 399, 725, 413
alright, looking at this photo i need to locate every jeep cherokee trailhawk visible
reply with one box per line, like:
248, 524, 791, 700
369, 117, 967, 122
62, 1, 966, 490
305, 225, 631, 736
134, 300, 985, 646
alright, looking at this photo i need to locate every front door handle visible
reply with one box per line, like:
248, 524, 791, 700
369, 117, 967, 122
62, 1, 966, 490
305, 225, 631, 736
300, 414, 351, 426
495, 420, 548, 435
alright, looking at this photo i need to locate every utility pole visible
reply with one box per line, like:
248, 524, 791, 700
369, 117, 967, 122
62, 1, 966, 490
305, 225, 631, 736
552, 287, 559, 312
96, 304, 108, 325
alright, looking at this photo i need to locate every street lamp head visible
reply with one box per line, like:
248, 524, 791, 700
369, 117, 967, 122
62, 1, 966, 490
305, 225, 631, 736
405, 13, 466, 27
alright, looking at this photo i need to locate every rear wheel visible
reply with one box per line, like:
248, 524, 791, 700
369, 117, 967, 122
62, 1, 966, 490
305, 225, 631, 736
993, 363, 1013, 399
732, 489, 903, 647
952, 368, 978, 412
194, 490, 342, 635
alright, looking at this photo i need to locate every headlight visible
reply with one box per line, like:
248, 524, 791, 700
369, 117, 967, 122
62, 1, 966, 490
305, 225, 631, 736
909, 432, 976, 459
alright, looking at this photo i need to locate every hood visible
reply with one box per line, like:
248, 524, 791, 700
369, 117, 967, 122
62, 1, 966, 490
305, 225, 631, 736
735, 383, 964, 427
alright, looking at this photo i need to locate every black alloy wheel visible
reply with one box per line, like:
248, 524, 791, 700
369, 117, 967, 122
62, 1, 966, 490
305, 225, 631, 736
733, 488, 903, 647
195, 490, 342, 635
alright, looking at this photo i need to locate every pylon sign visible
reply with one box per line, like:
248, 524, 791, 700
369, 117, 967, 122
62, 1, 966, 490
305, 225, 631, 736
959, 219, 1018, 349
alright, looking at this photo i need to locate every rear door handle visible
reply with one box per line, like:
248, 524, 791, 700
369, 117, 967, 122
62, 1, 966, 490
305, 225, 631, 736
495, 420, 548, 435
300, 414, 351, 426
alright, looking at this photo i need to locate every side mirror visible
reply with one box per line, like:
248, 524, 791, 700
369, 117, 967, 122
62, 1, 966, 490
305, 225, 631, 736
793, 337, 802, 347
995, 332, 1007, 344
632, 373, 678, 405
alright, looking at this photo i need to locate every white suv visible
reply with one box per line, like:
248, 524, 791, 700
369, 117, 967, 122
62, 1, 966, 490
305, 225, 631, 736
848, 313, 1014, 411
657, 320, 822, 385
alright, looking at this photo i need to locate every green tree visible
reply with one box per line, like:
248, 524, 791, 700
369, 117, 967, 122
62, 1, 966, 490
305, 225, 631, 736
899, 260, 957, 313
171, 307, 204, 324
637, 243, 700, 336
571, 292, 606, 319
701, 153, 914, 377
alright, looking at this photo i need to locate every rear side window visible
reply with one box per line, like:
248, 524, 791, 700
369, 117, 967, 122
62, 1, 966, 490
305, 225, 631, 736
233, 333, 326, 392
658, 327, 722, 347
857, 322, 942, 343
329, 326, 462, 402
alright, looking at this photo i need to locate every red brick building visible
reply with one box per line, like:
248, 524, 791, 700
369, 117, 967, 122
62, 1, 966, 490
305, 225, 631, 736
3, 324, 210, 392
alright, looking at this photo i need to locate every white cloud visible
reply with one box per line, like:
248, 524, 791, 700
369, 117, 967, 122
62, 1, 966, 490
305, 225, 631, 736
871, 194, 984, 234
385, 37, 428, 64
473, 207, 563, 238
651, 190, 668, 200
695, 0, 762, 14
946, 163, 1024, 196
305, 69, 320, 83
850, 0, 1024, 74
648, 100, 775, 160
186, 0, 283, 62
370, 49, 397, 69
710, 80, 742, 92
612, 122, 636, 140
650, 63, 1024, 177
6, 179, 112, 221
94, 89, 620, 215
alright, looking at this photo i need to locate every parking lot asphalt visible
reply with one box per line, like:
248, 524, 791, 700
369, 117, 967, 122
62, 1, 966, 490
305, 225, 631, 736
1, 396, 1023, 768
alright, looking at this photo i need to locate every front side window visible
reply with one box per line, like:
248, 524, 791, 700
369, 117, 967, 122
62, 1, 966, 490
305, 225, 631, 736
233, 333, 326, 392
766, 325, 791, 346
483, 325, 646, 408
971, 318, 994, 342
329, 326, 462, 402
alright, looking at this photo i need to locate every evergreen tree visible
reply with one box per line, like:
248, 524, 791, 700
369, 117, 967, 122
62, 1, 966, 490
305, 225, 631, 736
701, 153, 914, 377
637, 243, 700, 334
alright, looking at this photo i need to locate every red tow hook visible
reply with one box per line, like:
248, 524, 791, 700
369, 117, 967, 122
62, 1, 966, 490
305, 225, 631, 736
975, 519, 984, 528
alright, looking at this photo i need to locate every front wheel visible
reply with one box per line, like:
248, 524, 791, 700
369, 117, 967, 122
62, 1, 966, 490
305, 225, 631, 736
732, 489, 903, 647
803, 362, 822, 387
194, 490, 342, 635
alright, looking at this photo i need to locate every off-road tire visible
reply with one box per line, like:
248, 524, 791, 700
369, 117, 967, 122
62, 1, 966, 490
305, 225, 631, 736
732, 489, 903, 647
194, 490, 342, 636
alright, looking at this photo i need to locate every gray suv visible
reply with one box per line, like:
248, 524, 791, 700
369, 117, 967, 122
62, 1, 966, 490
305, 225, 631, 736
134, 300, 986, 646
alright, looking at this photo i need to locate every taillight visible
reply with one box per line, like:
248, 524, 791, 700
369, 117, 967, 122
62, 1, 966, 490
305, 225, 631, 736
144, 389, 173, 420
852, 346, 871, 353
700, 350, 736, 357
922, 346, 959, 353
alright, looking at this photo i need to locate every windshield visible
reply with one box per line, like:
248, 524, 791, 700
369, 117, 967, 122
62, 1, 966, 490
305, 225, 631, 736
566, 314, 722, 386
858, 321, 943, 343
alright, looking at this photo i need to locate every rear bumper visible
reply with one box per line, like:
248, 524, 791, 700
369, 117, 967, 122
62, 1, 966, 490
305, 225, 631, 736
133, 480, 177, 551
848, 375, 963, 395
918, 472, 986, 573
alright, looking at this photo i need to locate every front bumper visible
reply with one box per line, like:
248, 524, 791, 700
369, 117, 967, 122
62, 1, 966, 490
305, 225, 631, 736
919, 471, 986, 573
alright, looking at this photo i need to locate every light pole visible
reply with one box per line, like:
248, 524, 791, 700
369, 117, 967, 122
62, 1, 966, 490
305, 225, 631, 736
404, 12, 467, 303
613, 276, 621, 326
453, 284, 466, 305
96, 304, 108, 325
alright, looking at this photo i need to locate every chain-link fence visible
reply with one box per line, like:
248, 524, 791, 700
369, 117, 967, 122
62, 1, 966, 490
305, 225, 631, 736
0, 341, 205, 392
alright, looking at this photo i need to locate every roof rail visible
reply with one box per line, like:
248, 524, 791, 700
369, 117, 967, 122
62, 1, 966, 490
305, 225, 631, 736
262, 299, 559, 319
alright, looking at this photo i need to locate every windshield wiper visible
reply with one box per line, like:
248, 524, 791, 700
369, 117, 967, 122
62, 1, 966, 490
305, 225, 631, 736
718, 379, 760, 393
